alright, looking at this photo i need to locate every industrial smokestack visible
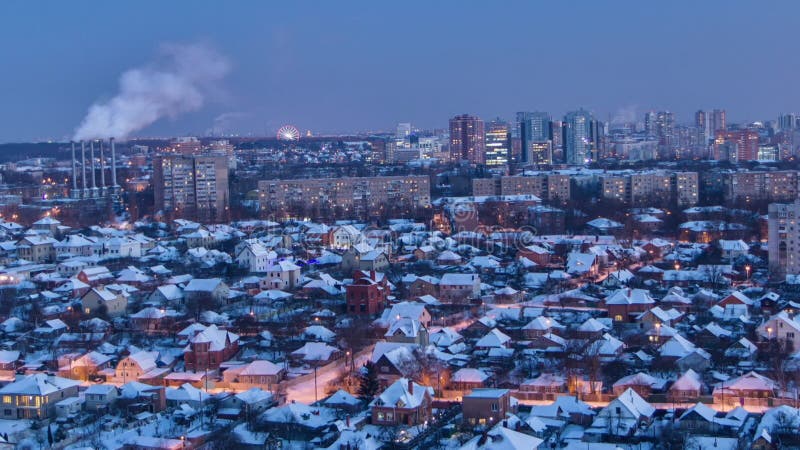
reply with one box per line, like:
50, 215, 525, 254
81, 141, 87, 192
99, 139, 106, 189
111, 138, 117, 188
90, 141, 96, 190
71, 142, 77, 191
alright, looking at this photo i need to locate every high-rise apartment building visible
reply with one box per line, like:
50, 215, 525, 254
714, 129, 759, 162
564, 109, 594, 165
153, 154, 230, 222
449, 114, 485, 164
517, 111, 552, 164
711, 109, 726, 133
484, 119, 511, 166
779, 114, 798, 131
768, 200, 800, 278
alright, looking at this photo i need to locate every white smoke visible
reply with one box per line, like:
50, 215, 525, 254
73, 43, 230, 141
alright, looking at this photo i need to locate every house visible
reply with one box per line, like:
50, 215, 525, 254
370, 378, 433, 427
341, 242, 389, 272
518, 244, 552, 266
378, 302, 432, 329
439, 273, 481, 303
330, 225, 362, 249
119, 382, 167, 413
612, 372, 667, 397
290, 342, 342, 367
371, 342, 419, 387
462, 388, 516, 426
587, 388, 655, 439
58, 351, 113, 381
235, 239, 276, 273
260, 402, 337, 441
0, 374, 80, 419
346, 271, 389, 315
76, 266, 114, 286
677, 402, 748, 435
493, 286, 524, 304
521, 316, 565, 338
450, 368, 491, 392
54, 234, 96, 259
637, 306, 683, 330
604, 288, 655, 323
222, 360, 284, 390
323, 389, 362, 414
183, 278, 230, 305
147, 284, 184, 306
519, 373, 567, 399
717, 291, 752, 319
84, 384, 119, 413
184, 324, 240, 371
566, 252, 598, 277
384, 318, 429, 346
475, 328, 512, 349
406, 275, 440, 298
718, 239, 749, 260
16, 235, 57, 263
261, 260, 301, 290
713, 371, 777, 407
81, 287, 128, 317
586, 217, 624, 235
667, 369, 704, 403
130, 307, 180, 335
116, 351, 161, 383
219, 388, 275, 418
460, 424, 544, 450
757, 311, 800, 350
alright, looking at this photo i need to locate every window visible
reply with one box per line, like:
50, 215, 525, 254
491, 403, 498, 412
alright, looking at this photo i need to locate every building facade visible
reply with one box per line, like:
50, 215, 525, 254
449, 114, 485, 164
153, 154, 229, 222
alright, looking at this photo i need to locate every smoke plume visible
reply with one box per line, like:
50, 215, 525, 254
73, 43, 230, 141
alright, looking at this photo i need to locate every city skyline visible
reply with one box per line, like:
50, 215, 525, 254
2, 1, 800, 142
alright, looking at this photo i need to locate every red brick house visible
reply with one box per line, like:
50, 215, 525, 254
183, 324, 240, 372
346, 271, 389, 315
370, 378, 433, 427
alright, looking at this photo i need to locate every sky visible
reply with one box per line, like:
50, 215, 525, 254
1, 0, 798, 142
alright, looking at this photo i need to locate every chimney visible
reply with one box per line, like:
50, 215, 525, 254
90, 140, 97, 189
110, 137, 118, 188
407, 379, 414, 395
99, 139, 106, 189
70, 142, 77, 191
80, 141, 87, 192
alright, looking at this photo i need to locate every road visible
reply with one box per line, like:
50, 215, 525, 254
284, 346, 372, 404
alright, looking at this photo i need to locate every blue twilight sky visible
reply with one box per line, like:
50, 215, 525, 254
0, 0, 798, 142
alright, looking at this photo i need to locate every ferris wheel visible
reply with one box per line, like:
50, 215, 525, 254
277, 125, 301, 141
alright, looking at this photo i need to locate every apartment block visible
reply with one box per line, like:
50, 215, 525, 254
153, 154, 229, 222
723, 171, 799, 205
600, 171, 698, 207
471, 174, 571, 204
258, 176, 431, 220
768, 200, 800, 278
